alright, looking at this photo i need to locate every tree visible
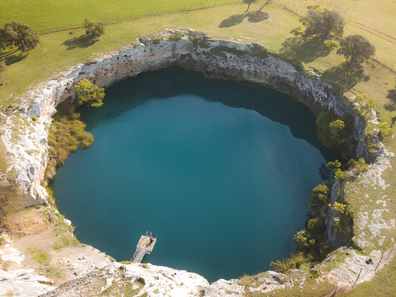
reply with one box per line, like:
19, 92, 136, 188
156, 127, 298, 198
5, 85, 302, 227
243, 0, 257, 12
0, 21, 39, 50
308, 183, 330, 216
300, 6, 344, 41
0, 60, 6, 86
378, 122, 394, 142
348, 157, 368, 174
355, 93, 378, 117
337, 35, 376, 66
316, 111, 354, 150
74, 79, 105, 107
293, 230, 315, 250
83, 19, 105, 39
326, 160, 350, 181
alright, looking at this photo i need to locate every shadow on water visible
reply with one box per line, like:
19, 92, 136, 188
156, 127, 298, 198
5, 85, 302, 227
61, 34, 99, 50
79, 66, 343, 163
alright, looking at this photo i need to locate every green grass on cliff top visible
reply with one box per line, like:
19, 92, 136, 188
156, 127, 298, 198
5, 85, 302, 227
0, 0, 238, 32
277, 0, 396, 68
0, 2, 299, 107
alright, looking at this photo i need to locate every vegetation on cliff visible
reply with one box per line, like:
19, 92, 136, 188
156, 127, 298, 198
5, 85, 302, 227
45, 100, 94, 190
0, 182, 24, 230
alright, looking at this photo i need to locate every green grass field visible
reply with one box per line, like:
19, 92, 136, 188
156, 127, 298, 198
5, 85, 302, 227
0, 2, 299, 108
0, 0, 238, 32
1, 0, 396, 294
277, 0, 396, 70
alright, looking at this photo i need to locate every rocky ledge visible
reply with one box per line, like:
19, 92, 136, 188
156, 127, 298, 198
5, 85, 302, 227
1, 30, 395, 296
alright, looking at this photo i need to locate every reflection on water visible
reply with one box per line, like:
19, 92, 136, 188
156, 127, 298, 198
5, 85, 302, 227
54, 67, 342, 282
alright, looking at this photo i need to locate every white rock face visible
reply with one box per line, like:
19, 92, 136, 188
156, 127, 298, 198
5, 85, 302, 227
1, 30, 386, 296
1, 30, 364, 207
0, 268, 55, 297
327, 245, 396, 290
0, 244, 25, 264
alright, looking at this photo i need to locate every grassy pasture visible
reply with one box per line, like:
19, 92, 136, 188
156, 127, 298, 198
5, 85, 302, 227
0, 0, 239, 32
0, 2, 299, 107
277, 0, 396, 69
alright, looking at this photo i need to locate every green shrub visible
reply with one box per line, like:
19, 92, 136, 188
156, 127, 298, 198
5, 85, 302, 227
83, 19, 105, 39
29, 248, 50, 265
52, 243, 62, 250
6, 167, 18, 183
74, 79, 104, 107
308, 183, 330, 216
378, 122, 394, 142
46, 100, 94, 183
0, 237, 5, 245
316, 111, 354, 150
168, 32, 182, 41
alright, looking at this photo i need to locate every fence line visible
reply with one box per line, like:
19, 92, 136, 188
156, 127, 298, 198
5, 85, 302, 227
271, 1, 396, 75
38, 1, 242, 35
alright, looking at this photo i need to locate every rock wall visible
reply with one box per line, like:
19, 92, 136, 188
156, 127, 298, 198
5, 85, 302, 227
2, 29, 365, 206
3, 30, 388, 296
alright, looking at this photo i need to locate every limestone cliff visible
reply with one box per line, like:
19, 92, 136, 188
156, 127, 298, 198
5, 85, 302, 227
1, 30, 393, 296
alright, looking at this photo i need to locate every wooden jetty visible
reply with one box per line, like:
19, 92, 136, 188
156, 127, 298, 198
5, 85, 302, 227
131, 235, 157, 263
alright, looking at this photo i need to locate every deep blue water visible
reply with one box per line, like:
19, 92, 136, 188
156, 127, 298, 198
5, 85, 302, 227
54, 67, 341, 282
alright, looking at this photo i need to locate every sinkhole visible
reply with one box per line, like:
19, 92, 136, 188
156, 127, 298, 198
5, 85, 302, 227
53, 66, 341, 282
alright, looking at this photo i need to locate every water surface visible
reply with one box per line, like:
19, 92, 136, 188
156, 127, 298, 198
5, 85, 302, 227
54, 67, 340, 282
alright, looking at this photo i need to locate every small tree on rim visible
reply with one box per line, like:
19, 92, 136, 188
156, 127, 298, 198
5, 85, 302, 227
0, 21, 39, 50
337, 35, 376, 67
83, 19, 105, 39
74, 79, 104, 107
300, 6, 345, 41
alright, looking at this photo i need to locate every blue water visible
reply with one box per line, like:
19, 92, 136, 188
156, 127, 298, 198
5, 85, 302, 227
54, 67, 341, 282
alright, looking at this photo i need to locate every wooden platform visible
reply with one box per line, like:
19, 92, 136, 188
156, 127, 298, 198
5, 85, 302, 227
136, 235, 157, 254
131, 235, 157, 263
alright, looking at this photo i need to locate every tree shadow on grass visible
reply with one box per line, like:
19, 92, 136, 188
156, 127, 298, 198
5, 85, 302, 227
0, 49, 29, 66
62, 34, 98, 50
219, 14, 245, 28
384, 89, 396, 111
279, 35, 338, 63
321, 62, 371, 90
246, 11, 269, 23
219, 7, 270, 28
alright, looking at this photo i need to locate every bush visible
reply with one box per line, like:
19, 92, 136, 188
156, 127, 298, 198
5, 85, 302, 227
168, 32, 182, 41
74, 79, 104, 107
308, 183, 330, 216
46, 100, 94, 181
316, 111, 354, 150
378, 122, 394, 142
83, 19, 105, 39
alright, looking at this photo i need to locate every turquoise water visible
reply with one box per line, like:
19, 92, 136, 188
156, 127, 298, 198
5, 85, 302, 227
54, 67, 341, 282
